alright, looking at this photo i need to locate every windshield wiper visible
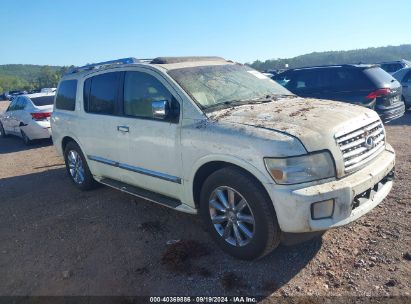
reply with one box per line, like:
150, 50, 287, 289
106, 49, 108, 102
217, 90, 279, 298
204, 94, 296, 111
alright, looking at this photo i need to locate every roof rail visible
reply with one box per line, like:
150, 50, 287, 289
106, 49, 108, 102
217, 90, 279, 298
67, 57, 140, 74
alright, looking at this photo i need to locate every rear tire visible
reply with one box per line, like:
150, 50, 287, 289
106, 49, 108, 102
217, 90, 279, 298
21, 130, 31, 145
199, 166, 281, 260
0, 122, 7, 138
63, 141, 97, 191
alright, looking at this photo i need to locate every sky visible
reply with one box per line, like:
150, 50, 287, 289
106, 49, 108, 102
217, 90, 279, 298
0, 0, 410, 66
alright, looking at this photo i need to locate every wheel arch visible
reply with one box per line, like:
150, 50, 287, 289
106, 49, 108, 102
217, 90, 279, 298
190, 157, 273, 210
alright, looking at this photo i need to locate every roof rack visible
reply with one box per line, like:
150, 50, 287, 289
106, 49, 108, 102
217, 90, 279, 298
67, 57, 143, 74
151, 56, 226, 64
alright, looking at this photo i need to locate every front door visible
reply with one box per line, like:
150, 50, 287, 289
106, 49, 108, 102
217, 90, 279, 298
115, 69, 182, 200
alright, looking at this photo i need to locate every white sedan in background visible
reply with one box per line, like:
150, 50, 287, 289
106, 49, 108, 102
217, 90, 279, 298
0, 93, 54, 145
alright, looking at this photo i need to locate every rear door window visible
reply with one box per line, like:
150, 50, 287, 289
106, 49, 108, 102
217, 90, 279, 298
31, 95, 55, 106
286, 70, 325, 91
56, 80, 77, 111
84, 72, 120, 115
15, 97, 26, 110
6, 99, 18, 111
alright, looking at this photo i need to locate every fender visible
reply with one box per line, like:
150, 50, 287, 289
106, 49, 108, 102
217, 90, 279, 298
183, 153, 274, 207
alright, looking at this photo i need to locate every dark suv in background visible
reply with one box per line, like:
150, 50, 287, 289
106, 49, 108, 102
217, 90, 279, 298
273, 64, 405, 123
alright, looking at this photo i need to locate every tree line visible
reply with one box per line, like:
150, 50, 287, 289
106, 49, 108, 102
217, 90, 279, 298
248, 44, 411, 71
0, 65, 73, 93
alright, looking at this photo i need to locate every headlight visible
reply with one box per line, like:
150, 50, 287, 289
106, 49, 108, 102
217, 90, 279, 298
264, 151, 336, 184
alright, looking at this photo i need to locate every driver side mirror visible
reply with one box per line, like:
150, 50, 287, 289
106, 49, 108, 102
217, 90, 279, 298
152, 100, 170, 120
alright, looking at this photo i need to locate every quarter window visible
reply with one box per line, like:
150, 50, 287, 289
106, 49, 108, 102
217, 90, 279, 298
85, 72, 120, 115
123, 71, 173, 118
56, 80, 77, 111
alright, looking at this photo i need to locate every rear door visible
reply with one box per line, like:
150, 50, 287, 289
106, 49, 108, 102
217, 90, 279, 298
80, 71, 129, 181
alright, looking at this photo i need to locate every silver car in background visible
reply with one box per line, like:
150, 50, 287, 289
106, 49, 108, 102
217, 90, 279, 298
379, 59, 411, 75
393, 67, 411, 109
0, 92, 54, 145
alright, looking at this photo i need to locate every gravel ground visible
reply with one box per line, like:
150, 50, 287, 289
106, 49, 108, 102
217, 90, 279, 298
0, 100, 409, 300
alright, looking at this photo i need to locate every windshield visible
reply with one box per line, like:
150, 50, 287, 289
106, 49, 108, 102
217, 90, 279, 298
168, 64, 293, 109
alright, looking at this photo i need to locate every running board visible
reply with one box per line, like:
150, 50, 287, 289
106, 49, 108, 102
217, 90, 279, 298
99, 178, 182, 209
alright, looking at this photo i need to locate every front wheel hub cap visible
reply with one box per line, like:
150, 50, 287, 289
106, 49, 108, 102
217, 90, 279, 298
209, 186, 255, 247
67, 150, 85, 184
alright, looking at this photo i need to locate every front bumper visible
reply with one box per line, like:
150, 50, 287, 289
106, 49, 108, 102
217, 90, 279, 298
268, 144, 395, 233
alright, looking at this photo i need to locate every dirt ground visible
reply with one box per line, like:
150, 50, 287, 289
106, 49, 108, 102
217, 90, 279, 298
0, 100, 409, 300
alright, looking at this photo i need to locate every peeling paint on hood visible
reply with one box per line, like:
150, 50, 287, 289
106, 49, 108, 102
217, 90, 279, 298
207, 97, 380, 154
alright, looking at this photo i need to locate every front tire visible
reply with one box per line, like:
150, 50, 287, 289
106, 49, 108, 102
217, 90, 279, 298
200, 167, 281, 260
64, 141, 97, 190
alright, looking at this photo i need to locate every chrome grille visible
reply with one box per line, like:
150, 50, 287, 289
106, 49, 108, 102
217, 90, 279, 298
336, 120, 385, 173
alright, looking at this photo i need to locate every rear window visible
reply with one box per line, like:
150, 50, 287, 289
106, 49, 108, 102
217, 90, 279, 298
363, 67, 398, 86
84, 72, 120, 115
56, 80, 78, 111
31, 95, 55, 106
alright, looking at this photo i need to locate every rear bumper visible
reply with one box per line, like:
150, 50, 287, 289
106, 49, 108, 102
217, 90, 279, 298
21, 122, 52, 140
376, 102, 405, 123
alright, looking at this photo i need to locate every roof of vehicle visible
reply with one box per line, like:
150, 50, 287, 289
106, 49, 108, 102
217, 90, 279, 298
23, 92, 55, 99
63, 56, 235, 78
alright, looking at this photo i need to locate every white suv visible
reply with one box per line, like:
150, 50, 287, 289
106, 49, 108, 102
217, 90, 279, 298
51, 57, 395, 260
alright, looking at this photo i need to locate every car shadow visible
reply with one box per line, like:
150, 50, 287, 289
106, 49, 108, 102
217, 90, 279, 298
0, 135, 53, 154
0, 168, 321, 297
386, 110, 411, 126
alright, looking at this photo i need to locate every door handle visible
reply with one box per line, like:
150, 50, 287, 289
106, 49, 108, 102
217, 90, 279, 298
117, 125, 129, 132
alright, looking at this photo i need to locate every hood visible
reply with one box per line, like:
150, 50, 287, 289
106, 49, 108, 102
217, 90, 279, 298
207, 97, 380, 153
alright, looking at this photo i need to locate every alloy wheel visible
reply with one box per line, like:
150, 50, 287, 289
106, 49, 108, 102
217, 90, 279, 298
67, 150, 85, 184
208, 186, 255, 247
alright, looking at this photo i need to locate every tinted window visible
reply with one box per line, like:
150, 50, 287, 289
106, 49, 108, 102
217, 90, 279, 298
85, 72, 120, 115
31, 95, 55, 106
123, 72, 173, 118
403, 71, 411, 83
326, 68, 373, 90
14, 97, 25, 110
285, 70, 326, 91
380, 63, 403, 73
56, 80, 77, 111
